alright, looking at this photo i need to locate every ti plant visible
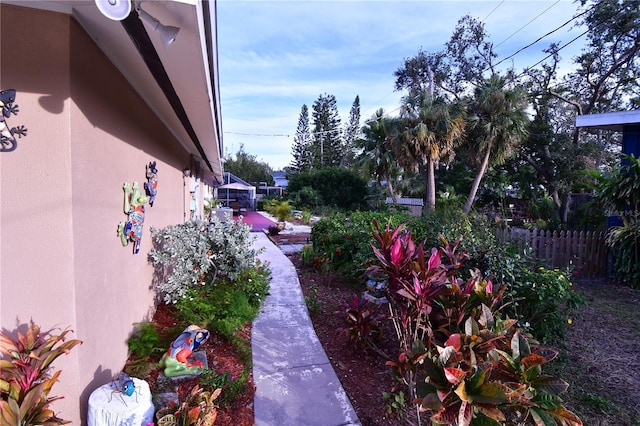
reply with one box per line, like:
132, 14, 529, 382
0, 321, 82, 426
335, 294, 385, 351
368, 220, 581, 426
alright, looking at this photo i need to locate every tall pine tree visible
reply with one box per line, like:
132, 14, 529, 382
311, 93, 342, 168
291, 104, 312, 171
341, 95, 361, 167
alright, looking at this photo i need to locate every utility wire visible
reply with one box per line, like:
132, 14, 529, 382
492, 6, 590, 70
494, 0, 560, 48
482, 0, 504, 22
226, 3, 609, 138
225, 127, 343, 138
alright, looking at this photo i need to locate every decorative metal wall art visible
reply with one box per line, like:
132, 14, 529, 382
144, 161, 158, 206
1, 89, 28, 152
117, 181, 147, 254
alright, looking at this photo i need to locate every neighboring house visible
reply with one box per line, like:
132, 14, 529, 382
0, 1, 223, 423
216, 172, 256, 210
576, 109, 640, 231
576, 109, 640, 155
272, 170, 288, 188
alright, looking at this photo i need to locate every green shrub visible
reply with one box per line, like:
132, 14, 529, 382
274, 200, 292, 222
507, 265, 584, 343
287, 167, 369, 210
175, 269, 269, 331
596, 153, 640, 288
127, 322, 163, 359
149, 219, 261, 304
289, 186, 323, 209
606, 222, 640, 288
309, 211, 417, 281
257, 195, 283, 211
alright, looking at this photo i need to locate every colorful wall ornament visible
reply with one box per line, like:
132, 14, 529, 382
117, 181, 147, 254
144, 161, 158, 206
0, 89, 28, 152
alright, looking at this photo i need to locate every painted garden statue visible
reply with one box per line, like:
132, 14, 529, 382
159, 325, 210, 377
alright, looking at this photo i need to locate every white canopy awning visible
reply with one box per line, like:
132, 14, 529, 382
218, 182, 255, 191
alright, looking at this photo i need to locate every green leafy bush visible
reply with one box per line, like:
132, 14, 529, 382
596, 153, 640, 288
289, 186, 323, 209
310, 211, 417, 280
149, 218, 260, 303
505, 265, 584, 343
174, 262, 270, 332
287, 167, 369, 210
127, 322, 163, 359
173, 262, 270, 363
274, 200, 292, 222
606, 222, 640, 287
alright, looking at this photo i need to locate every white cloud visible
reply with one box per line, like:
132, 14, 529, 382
217, 0, 586, 170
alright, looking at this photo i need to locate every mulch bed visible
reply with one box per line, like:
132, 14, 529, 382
289, 252, 400, 425
127, 304, 255, 426
266, 232, 311, 246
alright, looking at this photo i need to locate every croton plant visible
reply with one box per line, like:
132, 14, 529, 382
367, 219, 582, 426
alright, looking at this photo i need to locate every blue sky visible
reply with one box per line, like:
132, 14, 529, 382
216, 0, 587, 170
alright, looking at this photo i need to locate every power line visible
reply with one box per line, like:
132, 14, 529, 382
494, 0, 560, 48
491, 6, 590, 70
482, 0, 504, 22
225, 127, 343, 138
518, 3, 627, 79
518, 28, 590, 77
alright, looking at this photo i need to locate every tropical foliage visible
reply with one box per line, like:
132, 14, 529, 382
0, 321, 82, 426
367, 221, 581, 425
285, 3, 640, 225
597, 154, 640, 288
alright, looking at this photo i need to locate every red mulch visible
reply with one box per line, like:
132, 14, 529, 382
130, 304, 255, 426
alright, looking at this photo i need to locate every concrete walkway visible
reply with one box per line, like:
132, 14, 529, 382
251, 233, 360, 426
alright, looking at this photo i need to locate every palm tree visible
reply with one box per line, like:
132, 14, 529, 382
397, 89, 465, 211
355, 109, 401, 203
463, 75, 529, 213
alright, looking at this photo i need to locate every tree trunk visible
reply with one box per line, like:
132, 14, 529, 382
386, 175, 398, 204
426, 158, 436, 212
463, 146, 492, 214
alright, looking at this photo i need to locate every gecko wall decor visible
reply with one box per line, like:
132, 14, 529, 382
144, 161, 158, 206
1, 89, 28, 152
117, 181, 147, 254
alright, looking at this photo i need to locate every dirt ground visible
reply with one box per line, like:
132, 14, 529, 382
555, 280, 640, 425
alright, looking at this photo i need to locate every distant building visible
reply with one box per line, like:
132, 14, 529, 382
272, 171, 289, 188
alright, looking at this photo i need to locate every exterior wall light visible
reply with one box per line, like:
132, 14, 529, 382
135, 3, 180, 47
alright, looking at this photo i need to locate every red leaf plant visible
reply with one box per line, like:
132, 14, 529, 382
368, 220, 581, 426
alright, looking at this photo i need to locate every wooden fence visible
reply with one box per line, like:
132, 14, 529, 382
496, 228, 608, 278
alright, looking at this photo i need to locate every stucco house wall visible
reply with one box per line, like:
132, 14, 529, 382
1, 4, 201, 423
